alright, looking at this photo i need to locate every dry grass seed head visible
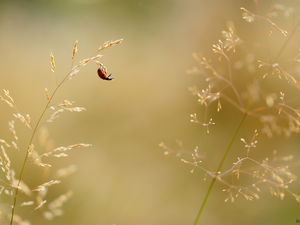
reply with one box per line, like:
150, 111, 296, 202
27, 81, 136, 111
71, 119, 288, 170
9, 120, 18, 142
54, 100, 86, 112
46, 109, 64, 123
34, 200, 47, 211
37, 143, 91, 159
241, 7, 287, 36
72, 40, 78, 60
67, 68, 79, 80
1, 145, 11, 182
45, 88, 50, 100
57, 100, 75, 107
50, 51, 56, 74
0, 90, 14, 109
27, 144, 34, 158
98, 39, 123, 51
20, 201, 34, 207
4, 89, 14, 103
32, 180, 61, 192
222, 27, 240, 52
36, 163, 52, 167
13, 113, 32, 130
64, 107, 86, 112
0, 139, 11, 148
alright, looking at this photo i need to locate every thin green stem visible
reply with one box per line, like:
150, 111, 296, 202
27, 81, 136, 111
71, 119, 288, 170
193, 112, 248, 225
216, 113, 247, 173
8, 39, 122, 224
10, 87, 59, 225
9, 70, 72, 225
193, 176, 215, 225
193, 6, 300, 225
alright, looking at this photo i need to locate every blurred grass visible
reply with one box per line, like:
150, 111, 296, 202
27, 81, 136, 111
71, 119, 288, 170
0, 0, 300, 224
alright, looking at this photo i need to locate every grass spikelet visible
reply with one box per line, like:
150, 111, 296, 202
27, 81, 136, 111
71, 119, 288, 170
20, 201, 34, 207
54, 153, 68, 157
50, 51, 58, 86
64, 107, 86, 112
90, 54, 102, 60
9, 120, 17, 141
78, 58, 90, 67
36, 163, 52, 167
1, 145, 11, 182
67, 68, 79, 80
98, 39, 123, 51
34, 200, 47, 211
27, 144, 34, 158
241, 7, 287, 36
4, 89, 14, 103
0, 139, 11, 147
71, 40, 78, 60
46, 109, 64, 123
0, 149, 5, 172
56, 100, 75, 107
32, 180, 61, 192
53, 100, 86, 112
45, 88, 50, 100
26, 114, 31, 125
12, 113, 32, 130
36, 143, 91, 160
0, 92, 14, 109
12, 141, 19, 152
57, 143, 92, 151
50, 51, 56, 74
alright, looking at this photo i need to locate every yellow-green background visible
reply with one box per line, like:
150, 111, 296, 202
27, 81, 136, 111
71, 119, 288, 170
0, 0, 299, 224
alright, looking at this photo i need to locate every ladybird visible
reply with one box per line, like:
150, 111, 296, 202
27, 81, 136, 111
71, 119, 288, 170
97, 66, 113, 80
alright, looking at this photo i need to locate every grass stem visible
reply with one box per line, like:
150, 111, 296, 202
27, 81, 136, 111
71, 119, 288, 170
193, 112, 248, 225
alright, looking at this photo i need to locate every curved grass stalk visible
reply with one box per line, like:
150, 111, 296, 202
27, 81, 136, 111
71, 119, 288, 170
10, 68, 77, 225
9, 38, 123, 224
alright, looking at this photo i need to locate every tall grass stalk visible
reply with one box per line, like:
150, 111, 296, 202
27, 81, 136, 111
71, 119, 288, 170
194, 6, 300, 223
194, 113, 247, 225
0, 39, 122, 225
160, 2, 300, 224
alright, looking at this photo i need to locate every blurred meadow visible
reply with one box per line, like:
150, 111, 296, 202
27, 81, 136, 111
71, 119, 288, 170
0, 0, 300, 224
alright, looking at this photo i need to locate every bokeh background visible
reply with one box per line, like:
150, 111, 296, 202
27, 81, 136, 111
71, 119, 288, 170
0, 0, 300, 224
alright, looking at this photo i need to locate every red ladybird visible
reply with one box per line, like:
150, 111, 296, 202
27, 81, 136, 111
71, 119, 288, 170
97, 66, 113, 80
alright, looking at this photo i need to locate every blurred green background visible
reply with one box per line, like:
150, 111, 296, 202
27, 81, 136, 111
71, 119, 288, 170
0, 0, 300, 224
